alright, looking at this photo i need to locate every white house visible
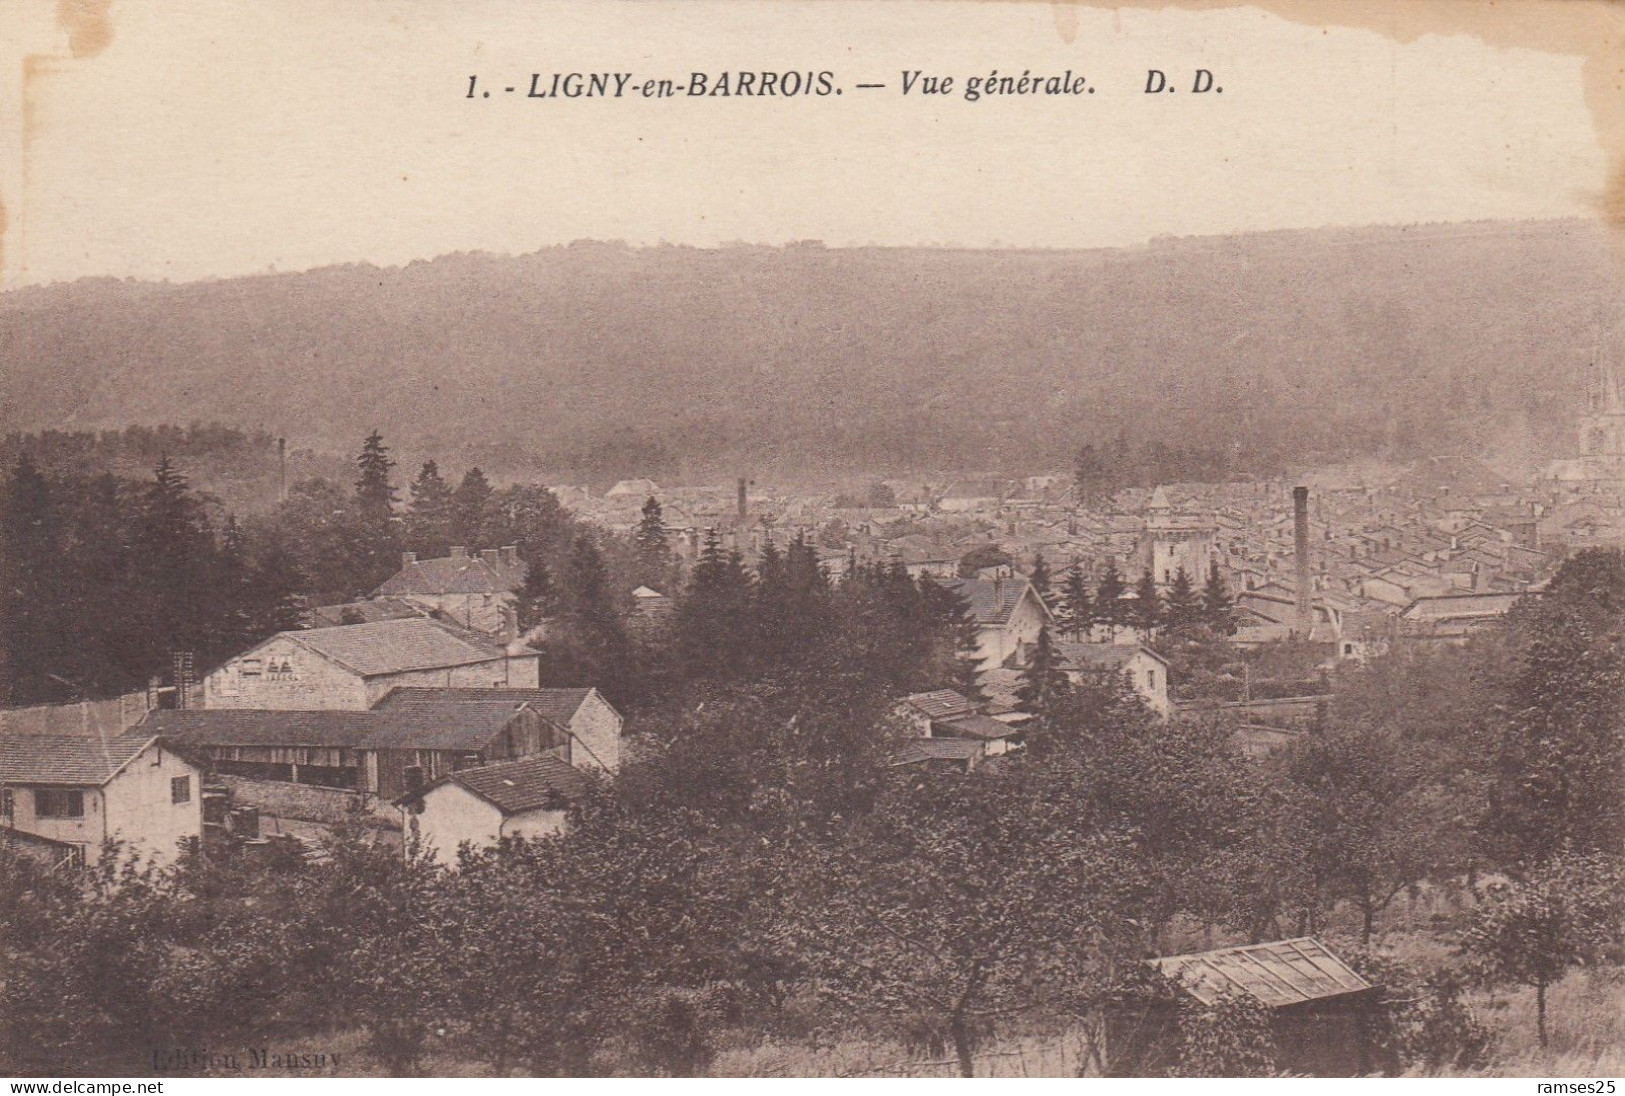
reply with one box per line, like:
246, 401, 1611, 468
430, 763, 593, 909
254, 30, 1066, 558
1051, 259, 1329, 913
397, 754, 590, 866
892, 689, 1022, 759
0, 732, 203, 869
944, 576, 1054, 671
1055, 641, 1172, 717
203, 617, 541, 711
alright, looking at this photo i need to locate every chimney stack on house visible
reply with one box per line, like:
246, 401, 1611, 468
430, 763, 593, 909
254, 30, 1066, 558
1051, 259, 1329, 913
499, 545, 518, 567
737, 477, 748, 520
502, 604, 525, 654
480, 548, 500, 567
449, 546, 467, 560
401, 551, 417, 569
1293, 486, 1313, 636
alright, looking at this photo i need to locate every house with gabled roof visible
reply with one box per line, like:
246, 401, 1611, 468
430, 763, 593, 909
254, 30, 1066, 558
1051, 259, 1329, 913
369, 546, 528, 636
202, 617, 541, 711
0, 732, 202, 869
396, 754, 592, 866
942, 575, 1053, 671
1055, 641, 1171, 717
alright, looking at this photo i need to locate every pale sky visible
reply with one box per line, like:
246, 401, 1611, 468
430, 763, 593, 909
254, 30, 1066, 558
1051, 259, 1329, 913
0, 0, 1610, 289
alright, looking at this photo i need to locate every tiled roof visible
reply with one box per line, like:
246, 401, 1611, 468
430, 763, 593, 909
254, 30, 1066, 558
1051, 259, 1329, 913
1056, 642, 1166, 671
284, 618, 532, 677
366, 691, 568, 750
374, 687, 602, 728
944, 578, 1043, 627
424, 754, 590, 813
144, 710, 380, 749
898, 689, 977, 720
307, 597, 426, 628
892, 738, 987, 766
931, 713, 1017, 741
1152, 937, 1372, 1008
0, 732, 156, 786
145, 696, 564, 753
373, 553, 527, 597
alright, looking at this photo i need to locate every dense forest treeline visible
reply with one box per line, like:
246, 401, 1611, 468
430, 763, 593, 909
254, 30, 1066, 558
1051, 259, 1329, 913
2, 220, 1619, 483
0, 432, 995, 708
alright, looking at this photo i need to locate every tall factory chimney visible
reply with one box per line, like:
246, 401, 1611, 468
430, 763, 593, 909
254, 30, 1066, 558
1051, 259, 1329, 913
1293, 485, 1313, 636
737, 477, 748, 520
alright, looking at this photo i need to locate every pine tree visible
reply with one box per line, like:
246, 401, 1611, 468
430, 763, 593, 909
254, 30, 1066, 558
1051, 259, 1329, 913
349, 433, 401, 594
354, 431, 398, 518
635, 496, 670, 576
406, 460, 454, 557
1094, 559, 1127, 632
1058, 563, 1092, 640
1016, 624, 1070, 716
0, 456, 65, 703
1202, 561, 1235, 635
254, 545, 307, 637
919, 576, 986, 701
674, 528, 756, 680
452, 467, 493, 547
1073, 443, 1111, 509
513, 554, 555, 633
1131, 568, 1161, 638
134, 455, 216, 665
1163, 566, 1200, 630
547, 534, 632, 701
1028, 550, 1053, 601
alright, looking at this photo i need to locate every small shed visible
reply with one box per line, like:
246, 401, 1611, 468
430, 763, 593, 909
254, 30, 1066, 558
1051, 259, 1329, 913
1107, 937, 1381, 1077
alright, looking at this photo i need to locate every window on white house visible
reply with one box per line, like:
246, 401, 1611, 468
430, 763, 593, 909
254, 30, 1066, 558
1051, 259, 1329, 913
35, 789, 84, 818
171, 776, 191, 804
1147, 669, 1158, 692
240, 657, 263, 676
1, 788, 12, 822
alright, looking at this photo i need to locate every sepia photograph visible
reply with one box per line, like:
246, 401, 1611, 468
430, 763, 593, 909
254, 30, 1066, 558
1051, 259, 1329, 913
1, 0, 1623, 1083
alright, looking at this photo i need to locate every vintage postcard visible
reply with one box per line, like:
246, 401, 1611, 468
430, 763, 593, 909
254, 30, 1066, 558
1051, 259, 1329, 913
2, 0, 1623, 1082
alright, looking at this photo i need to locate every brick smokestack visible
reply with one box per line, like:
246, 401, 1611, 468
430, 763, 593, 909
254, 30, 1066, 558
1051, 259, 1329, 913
1293, 485, 1313, 636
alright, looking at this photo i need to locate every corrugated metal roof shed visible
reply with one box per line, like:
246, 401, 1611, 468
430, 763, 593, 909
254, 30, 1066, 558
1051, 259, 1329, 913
1151, 937, 1372, 1008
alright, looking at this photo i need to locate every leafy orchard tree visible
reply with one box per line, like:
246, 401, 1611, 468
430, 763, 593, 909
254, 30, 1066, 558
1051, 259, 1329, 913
794, 767, 1147, 1077
1484, 549, 1625, 868
1460, 849, 1625, 1047
1281, 727, 1475, 944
